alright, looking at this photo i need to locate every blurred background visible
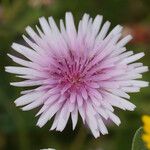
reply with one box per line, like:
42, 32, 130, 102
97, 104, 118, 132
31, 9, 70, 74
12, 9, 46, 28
0, 0, 150, 150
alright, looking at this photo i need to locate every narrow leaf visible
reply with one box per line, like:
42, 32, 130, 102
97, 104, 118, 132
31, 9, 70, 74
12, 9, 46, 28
131, 127, 147, 150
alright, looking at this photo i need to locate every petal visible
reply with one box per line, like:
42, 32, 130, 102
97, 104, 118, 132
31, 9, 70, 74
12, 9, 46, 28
71, 106, 78, 130
37, 102, 62, 127
14, 92, 44, 106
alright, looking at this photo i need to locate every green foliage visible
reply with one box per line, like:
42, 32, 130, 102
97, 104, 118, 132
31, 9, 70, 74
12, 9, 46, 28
132, 127, 147, 150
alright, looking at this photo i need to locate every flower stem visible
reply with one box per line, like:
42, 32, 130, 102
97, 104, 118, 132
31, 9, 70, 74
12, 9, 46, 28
70, 124, 87, 150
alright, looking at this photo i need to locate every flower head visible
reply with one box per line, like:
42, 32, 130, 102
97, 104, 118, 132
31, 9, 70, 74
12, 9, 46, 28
6, 12, 148, 138
142, 115, 150, 149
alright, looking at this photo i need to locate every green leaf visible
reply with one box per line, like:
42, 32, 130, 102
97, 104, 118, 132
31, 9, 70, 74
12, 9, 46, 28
131, 127, 147, 150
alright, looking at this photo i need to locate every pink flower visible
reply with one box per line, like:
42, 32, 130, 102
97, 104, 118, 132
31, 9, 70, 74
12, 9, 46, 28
6, 12, 148, 138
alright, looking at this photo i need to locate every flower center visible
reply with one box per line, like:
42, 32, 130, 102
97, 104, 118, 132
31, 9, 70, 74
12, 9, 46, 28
69, 74, 82, 85
50, 55, 89, 93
